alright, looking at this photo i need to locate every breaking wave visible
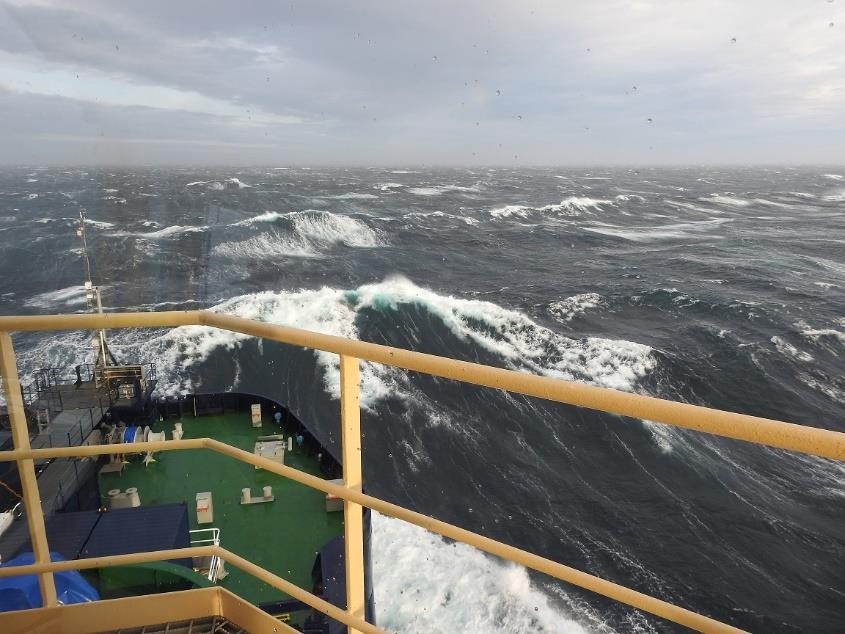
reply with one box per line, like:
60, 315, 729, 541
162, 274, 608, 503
489, 197, 613, 218
211, 232, 317, 260
291, 211, 384, 247
109, 277, 654, 409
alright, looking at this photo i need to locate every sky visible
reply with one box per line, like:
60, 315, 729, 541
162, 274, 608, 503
0, 0, 844, 165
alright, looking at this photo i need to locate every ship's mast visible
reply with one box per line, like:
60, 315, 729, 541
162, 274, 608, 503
77, 210, 116, 369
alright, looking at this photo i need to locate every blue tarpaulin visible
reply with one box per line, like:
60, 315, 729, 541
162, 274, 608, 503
0, 552, 99, 611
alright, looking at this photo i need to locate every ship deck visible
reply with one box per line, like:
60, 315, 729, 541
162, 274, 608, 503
98, 412, 344, 606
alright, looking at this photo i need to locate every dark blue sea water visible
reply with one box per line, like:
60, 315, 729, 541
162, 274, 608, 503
0, 166, 843, 632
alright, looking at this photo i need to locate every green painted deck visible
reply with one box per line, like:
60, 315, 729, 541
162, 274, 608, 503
98, 412, 344, 606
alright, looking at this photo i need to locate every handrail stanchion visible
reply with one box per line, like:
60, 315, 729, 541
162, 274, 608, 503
339, 355, 366, 631
0, 332, 58, 607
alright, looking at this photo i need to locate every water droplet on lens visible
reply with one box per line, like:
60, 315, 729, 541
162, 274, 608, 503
647, 117, 653, 123
495, 89, 501, 96
830, 21, 835, 28
516, 114, 522, 120
432, 55, 438, 61
731, 37, 737, 43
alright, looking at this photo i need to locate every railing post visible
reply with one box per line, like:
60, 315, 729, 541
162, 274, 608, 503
339, 355, 365, 631
0, 332, 57, 607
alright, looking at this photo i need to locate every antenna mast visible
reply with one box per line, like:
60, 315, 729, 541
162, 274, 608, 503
77, 210, 116, 369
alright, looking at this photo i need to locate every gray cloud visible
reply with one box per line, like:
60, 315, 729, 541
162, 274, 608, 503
1, 0, 844, 165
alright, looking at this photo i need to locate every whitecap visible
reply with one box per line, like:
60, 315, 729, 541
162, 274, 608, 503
291, 210, 384, 247
489, 197, 612, 218
409, 184, 480, 196
230, 211, 285, 227
548, 293, 605, 323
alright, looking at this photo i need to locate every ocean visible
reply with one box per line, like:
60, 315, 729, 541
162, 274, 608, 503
1, 166, 843, 632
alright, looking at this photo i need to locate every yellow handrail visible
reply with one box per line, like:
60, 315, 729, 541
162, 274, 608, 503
0, 310, 841, 460
1, 310, 842, 633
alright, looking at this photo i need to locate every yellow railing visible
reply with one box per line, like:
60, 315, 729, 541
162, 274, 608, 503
0, 310, 842, 634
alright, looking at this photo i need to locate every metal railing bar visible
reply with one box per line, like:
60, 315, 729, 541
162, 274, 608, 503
0, 436, 744, 632
0, 546, 382, 634
0, 310, 841, 460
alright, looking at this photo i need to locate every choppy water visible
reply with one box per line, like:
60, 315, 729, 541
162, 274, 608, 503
1, 166, 843, 632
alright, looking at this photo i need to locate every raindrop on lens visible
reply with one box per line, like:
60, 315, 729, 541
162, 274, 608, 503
495, 89, 501, 96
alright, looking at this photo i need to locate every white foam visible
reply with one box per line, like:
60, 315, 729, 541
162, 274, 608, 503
771, 336, 814, 362
108, 278, 653, 411
332, 192, 378, 200
583, 218, 732, 242
489, 197, 612, 218
139, 225, 207, 238
823, 173, 843, 180
84, 218, 115, 229
25, 193, 38, 200
24, 285, 88, 309
227, 177, 252, 189
406, 211, 478, 226
26, 178, 38, 183
548, 293, 604, 323
230, 211, 284, 226
378, 183, 404, 191
409, 184, 480, 196
102, 196, 127, 204
212, 232, 317, 260
372, 512, 590, 633
702, 194, 750, 207
798, 325, 845, 346
291, 211, 384, 247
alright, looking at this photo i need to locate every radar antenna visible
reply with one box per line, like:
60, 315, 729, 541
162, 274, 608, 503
77, 210, 117, 369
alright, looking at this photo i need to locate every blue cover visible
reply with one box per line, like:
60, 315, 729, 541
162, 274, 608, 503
0, 552, 99, 611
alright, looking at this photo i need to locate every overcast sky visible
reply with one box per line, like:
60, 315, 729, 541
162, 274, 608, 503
1, 0, 844, 165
